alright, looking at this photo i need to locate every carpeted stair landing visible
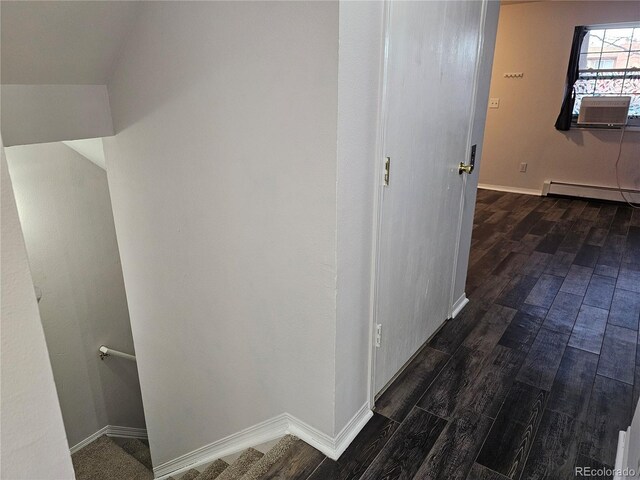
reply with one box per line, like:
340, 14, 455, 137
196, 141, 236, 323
72, 436, 153, 480
72, 434, 297, 480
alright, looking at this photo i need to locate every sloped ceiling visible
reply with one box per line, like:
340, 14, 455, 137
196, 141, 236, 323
1, 1, 139, 84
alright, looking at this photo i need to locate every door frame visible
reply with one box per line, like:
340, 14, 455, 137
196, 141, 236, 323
366, 0, 392, 408
367, 0, 491, 408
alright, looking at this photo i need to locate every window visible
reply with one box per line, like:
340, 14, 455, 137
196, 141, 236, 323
573, 25, 640, 122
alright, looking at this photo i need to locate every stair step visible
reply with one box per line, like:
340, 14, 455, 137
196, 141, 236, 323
120, 438, 153, 471
195, 459, 230, 480
181, 468, 202, 480
254, 438, 325, 479
238, 435, 296, 480
120, 438, 147, 455
215, 448, 263, 480
71, 436, 153, 480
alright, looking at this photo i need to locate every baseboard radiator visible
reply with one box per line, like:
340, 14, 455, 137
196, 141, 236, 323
543, 180, 640, 203
613, 400, 639, 480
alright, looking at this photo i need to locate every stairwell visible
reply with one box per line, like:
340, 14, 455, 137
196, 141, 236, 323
71, 435, 298, 480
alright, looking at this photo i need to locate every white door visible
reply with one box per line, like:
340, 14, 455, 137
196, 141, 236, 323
451, 0, 500, 316
374, 0, 488, 394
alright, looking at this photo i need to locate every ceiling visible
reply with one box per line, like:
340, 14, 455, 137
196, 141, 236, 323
1, 1, 140, 85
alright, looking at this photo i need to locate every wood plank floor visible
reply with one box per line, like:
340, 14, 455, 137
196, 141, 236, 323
264, 191, 640, 480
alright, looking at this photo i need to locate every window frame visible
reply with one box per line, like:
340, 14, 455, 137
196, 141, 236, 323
571, 22, 640, 128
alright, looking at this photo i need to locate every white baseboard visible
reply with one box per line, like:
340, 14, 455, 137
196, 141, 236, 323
288, 402, 372, 461
333, 403, 373, 459
613, 428, 629, 480
106, 425, 148, 440
450, 294, 469, 319
154, 415, 289, 478
543, 180, 640, 203
69, 426, 109, 454
154, 404, 373, 479
478, 183, 542, 196
69, 425, 148, 454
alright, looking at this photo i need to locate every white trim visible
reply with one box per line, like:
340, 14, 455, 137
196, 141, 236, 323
450, 294, 469, 319
588, 21, 640, 30
332, 403, 373, 459
288, 403, 372, 461
153, 405, 373, 479
544, 181, 640, 203
69, 425, 148, 454
478, 183, 542, 196
367, 0, 392, 411
69, 426, 109, 454
613, 428, 629, 480
106, 425, 148, 440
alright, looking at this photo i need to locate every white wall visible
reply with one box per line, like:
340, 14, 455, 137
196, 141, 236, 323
479, 1, 640, 195
0, 1, 140, 85
5, 142, 146, 448
1, 141, 76, 479
103, 1, 339, 465
1, 85, 113, 147
334, 0, 384, 432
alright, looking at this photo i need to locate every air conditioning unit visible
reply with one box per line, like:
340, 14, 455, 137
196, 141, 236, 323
577, 96, 631, 126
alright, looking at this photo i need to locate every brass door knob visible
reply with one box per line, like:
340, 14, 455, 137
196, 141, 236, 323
459, 162, 474, 175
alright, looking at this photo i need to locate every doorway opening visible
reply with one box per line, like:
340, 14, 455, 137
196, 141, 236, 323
4, 138, 150, 470
367, 2, 639, 478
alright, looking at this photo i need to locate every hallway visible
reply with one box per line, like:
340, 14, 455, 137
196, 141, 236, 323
275, 191, 640, 480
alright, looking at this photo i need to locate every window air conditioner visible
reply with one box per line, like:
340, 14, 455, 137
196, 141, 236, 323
577, 96, 631, 126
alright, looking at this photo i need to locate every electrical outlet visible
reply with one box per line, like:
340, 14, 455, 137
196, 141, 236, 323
489, 98, 500, 109
519, 162, 528, 173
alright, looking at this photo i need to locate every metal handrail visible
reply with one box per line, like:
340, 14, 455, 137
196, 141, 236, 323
99, 345, 136, 362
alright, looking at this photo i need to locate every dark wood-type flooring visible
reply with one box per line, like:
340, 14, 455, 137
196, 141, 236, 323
262, 191, 640, 480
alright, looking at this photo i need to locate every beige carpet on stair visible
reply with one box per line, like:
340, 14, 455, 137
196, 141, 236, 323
239, 435, 296, 480
216, 448, 263, 480
198, 459, 230, 480
180, 468, 201, 480
72, 436, 153, 480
